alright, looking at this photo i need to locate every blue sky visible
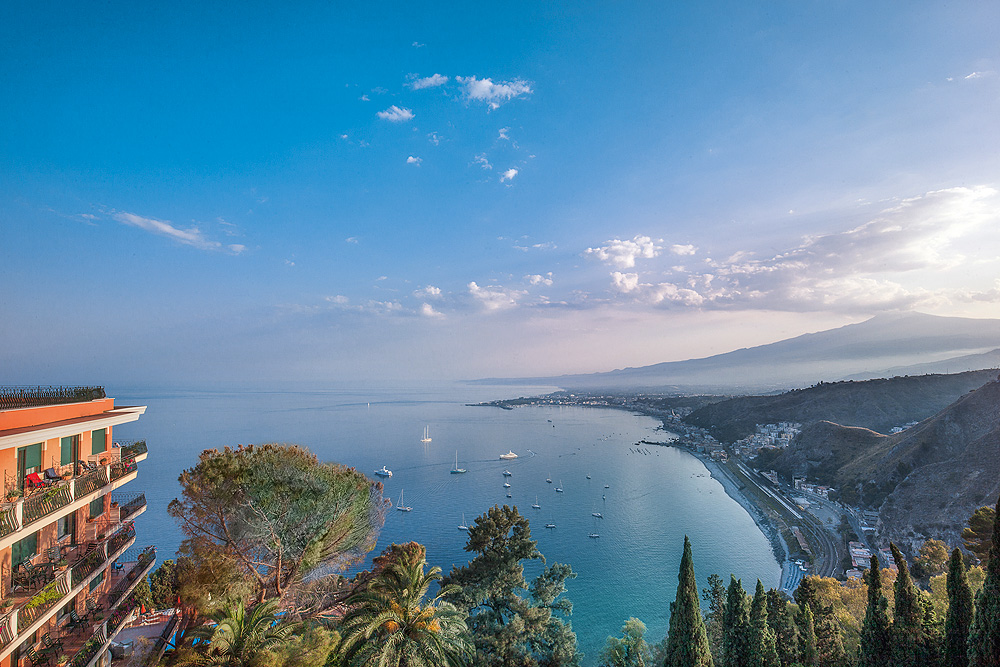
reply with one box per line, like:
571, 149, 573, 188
3, 1, 999, 385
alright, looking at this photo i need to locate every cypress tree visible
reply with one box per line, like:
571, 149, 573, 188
968, 494, 1000, 667
722, 576, 751, 667
944, 548, 973, 667
797, 601, 817, 667
665, 536, 714, 667
858, 563, 892, 667
766, 588, 798, 667
750, 580, 779, 667
891, 543, 923, 667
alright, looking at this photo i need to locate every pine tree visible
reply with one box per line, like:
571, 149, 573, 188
944, 548, 973, 667
968, 494, 1000, 667
797, 601, 817, 667
722, 576, 751, 667
891, 543, 923, 667
664, 536, 714, 667
765, 588, 798, 667
749, 580, 779, 667
858, 563, 892, 667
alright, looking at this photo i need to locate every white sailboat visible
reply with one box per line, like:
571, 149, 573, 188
555, 480, 563, 492
450, 451, 466, 474
531, 496, 541, 509
396, 490, 412, 512
458, 513, 469, 531
421, 425, 432, 443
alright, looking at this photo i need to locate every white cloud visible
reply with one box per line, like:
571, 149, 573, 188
585, 235, 662, 269
498, 127, 510, 141
474, 154, 492, 170
414, 285, 442, 299
605, 186, 1000, 313
965, 71, 986, 79
468, 281, 526, 311
376, 276, 388, 281
525, 273, 553, 286
409, 73, 448, 89
412, 41, 425, 48
457, 76, 533, 108
420, 303, 444, 318
500, 168, 518, 182
325, 295, 350, 304
285, 259, 295, 267
428, 133, 441, 145
80, 213, 97, 220
376, 105, 415, 122
112, 211, 242, 253
359, 94, 369, 102
670, 244, 697, 256
345, 237, 359, 244
407, 156, 422, 166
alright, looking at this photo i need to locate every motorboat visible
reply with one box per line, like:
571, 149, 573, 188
375, 466, 392, 478
499, 450, 518, 460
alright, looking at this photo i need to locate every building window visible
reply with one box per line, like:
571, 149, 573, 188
12, 531, 39, 568
60, 435, 79, 467
89, 497, 104, 519
89, 569, 105, 593
16, 442, 43, 489
91, 428, 107, 455
58, 513, 76, 541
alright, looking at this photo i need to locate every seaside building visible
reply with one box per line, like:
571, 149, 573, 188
0, 387, 154, 667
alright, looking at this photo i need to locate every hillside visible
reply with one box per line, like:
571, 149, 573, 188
683, 369, 997, 443
473, 312, 1000, 391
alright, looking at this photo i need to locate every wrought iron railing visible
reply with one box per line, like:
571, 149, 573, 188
106, 593, 137, 635
0, 386, 105, 411
119, 440, 147, 458
75, 468, 109, 497
0, 613, 14, 651
145, 611, 179, 666
106, 522, 136, 557
106, 546, 155, 608
71, 548, 107, 588
68, 627, 107, 667
17, 575, 70, 628
115, 493, 147, 521
0, 505, 18, 538
21, 483, 73, 526
109, 454, 137, 482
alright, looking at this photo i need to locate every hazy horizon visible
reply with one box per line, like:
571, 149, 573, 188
3, 2, 999, 386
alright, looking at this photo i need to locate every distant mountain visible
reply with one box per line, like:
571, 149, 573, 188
684, 369, 998, 443
474, 312, 1000, 392
843, 348, 1000, 380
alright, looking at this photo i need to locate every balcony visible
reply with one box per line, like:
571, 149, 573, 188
0, 523, 140, 662
0, 386, 105, 411
114, 493, 147, 522
21, 483, 74, 527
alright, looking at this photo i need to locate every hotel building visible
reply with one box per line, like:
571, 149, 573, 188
0, 387, 153, 667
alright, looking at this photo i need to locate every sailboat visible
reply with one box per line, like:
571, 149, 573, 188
545, 517, 556, 529
531, 496, 541, 509
421, 425, 432, 443
396, 490, 412, 512
555, 480, 563, 492
589, 516, 600, 538
458, 513, 469, 531
450, 451, 466, 474
502, 470, 512, 476
503, 481, 511, 488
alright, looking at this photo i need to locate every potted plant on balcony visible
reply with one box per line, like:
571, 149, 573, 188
61, 471, 72, 480
1, 597, 13, 612
5, 488, 21, 503
56, 654, 69, 666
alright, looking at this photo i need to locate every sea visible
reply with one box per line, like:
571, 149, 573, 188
112, 382, 780, 663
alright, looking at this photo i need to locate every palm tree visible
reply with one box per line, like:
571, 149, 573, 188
338, 552, 472, 667
192, 598, 297, 666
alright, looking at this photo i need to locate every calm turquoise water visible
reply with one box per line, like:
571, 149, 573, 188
113, 383, 779, 663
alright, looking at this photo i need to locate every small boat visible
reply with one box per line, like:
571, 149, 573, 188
545, 522, 556, 529
589, 516, 600, 538
499, 450, 518, 460
555, 480, 563, 493
589, 532, 600, 538
396, 490, 412, 512
375, 466, 392, 478
450, 451, 467, 474
421, 425, 432, 443
506, 492, 512, 498
586, 474, 591, 479
532, 496, 541, 509
458, 513, 469, 531
502, 470, 512, 476
503, 482, 511, 488
546, 477, 552, 483
593, 512, 603, 518
604, 484, 610, 489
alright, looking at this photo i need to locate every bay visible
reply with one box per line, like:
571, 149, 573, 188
112, 382, 780, 663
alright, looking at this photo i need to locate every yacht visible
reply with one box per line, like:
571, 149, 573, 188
545, 522, 556, 529
503, 482, 511, 488
531, 496, 541, 509
420, 425, 432, 443
450, 451, 467, 474
458, 513, 469, 531
499, 450, 518, 460
555, 480, 563, 492
374, 466, 392, 478
586, 474, 591, 479
502, 470, 512, 476
395, 490, 412, 512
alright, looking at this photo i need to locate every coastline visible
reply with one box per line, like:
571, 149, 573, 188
684, 448, 798, 594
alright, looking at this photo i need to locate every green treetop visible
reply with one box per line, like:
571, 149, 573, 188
664, 536, 714, 667
968, 495, 1000, 667
858, 563, 892, 667
749, 580, 779, 667
891, 543, 923, 667
721, 576, 750, 667
944, 548, 973, 667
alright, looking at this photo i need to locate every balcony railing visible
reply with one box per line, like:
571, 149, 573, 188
21, 483, 74, 527
118, 440, 147, 458
0, 386, 105, 411
115, 493, 146, 521
17, 575, 70, 628
106, 522, 136, 558
106, 546, 155, 608
74, 468, 109, 497
109, 454, 137, 482
144, 611, 180, 666
68, 627, 107, 667
0, 506, 17, 539
0, 613, 14, 653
